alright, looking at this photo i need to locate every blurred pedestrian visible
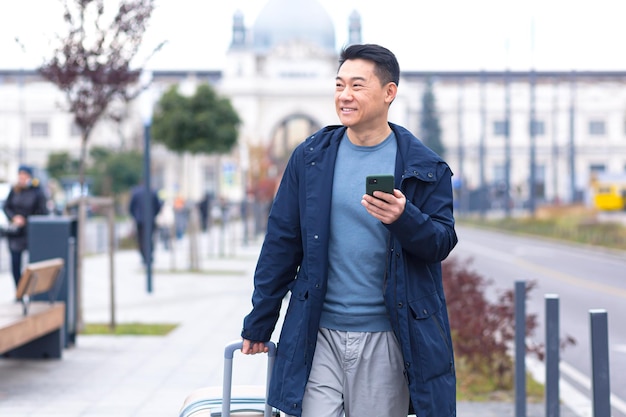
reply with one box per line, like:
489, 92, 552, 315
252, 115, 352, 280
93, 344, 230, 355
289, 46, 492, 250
129, 183, 162, 265
2, 165, 49, 287
173, 194, 187, 240
197, 192, 213, 232
156, 198, 174, 250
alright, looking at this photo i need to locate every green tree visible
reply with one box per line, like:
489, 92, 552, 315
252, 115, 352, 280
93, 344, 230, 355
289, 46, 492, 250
88, 146, 142, 196
420, 78, 445, 157
46, 151, 80, 181
151, 83, 241, 154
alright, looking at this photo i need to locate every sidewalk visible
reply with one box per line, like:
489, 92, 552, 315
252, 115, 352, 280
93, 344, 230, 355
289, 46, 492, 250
0, 231, 579, 416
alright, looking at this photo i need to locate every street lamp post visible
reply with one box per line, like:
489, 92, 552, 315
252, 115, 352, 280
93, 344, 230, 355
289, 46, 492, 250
139, 71, 154, 293
568, 71, 577, 203
240, 141, 250, 245
15, 37, 26, 165
528, 70, 537, 216
456, 78, 466, 214
479, 71, 487, 218
504, 70, 512, 217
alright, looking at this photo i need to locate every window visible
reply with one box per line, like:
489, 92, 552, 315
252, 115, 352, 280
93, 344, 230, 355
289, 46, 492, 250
492, 164, 506, 183
589, 120, 606, 136
590, 164, 606, 174
30, 121, 49, 137
493, 120, 508, 136
529, 120, 545, 136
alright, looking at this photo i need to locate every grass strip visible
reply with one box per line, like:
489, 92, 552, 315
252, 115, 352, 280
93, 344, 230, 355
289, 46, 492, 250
83, 322, 178, 336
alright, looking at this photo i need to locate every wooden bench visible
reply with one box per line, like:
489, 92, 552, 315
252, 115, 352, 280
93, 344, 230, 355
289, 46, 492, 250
0, 258, 66, 359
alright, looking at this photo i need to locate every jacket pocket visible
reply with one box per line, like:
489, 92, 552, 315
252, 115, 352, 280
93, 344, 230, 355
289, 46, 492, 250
277, 283, 309, 362
408, 292, 454, 383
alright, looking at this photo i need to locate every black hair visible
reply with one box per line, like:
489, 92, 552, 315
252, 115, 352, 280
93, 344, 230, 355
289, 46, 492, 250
338, 44, 400, 86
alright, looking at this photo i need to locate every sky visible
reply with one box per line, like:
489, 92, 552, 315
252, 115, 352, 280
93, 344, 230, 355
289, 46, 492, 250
2, 0, 626, 72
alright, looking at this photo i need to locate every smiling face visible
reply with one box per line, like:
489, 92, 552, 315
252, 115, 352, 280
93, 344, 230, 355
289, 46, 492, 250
335, 58, 397, 145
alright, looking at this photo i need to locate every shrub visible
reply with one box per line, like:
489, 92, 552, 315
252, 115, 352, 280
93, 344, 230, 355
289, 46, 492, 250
443, 256, 544, 391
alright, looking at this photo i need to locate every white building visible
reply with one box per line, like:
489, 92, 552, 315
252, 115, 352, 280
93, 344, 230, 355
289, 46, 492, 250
1, 0, 626, 214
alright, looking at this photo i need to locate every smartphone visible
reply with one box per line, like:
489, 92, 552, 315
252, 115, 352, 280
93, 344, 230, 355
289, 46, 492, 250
366, 175, 394, 197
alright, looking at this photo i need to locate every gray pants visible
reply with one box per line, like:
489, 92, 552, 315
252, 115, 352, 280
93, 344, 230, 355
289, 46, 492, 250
290, 328, 410, 417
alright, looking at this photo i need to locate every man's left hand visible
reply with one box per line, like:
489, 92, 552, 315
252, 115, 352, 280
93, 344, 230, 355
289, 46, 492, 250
361, 189, 406, 224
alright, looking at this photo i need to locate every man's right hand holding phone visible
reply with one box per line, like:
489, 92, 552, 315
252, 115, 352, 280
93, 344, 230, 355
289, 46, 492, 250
361, 188, 406, 224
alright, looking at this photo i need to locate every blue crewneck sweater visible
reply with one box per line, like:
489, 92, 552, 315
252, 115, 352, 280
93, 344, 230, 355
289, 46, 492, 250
319, 131, 397, 332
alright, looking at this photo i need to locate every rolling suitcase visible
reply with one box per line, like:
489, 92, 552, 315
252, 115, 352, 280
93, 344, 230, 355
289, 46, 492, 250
179, 340, 279, 417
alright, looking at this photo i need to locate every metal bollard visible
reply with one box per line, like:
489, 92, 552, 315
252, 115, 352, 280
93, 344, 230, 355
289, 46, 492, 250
589, 309, 611, 417
545, 294, 560, 417
515, 280, 527, 417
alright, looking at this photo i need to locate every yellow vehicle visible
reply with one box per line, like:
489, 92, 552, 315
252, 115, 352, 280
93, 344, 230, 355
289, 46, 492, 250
592, 173, 626, 211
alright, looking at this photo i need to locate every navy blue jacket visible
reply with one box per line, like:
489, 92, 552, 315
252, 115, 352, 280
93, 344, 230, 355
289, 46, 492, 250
3, 183, 49, 251
129, 185, 162, 226
242, 123, 458, 416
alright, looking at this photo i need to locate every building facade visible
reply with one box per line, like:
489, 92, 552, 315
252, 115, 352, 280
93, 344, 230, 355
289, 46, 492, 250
1, 0, 626, 214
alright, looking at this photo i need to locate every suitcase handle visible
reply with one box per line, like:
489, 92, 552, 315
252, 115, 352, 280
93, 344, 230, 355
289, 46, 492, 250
222, 340, 276, 417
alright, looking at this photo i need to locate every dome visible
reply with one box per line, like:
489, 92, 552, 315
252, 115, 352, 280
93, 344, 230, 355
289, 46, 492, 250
252, 0, 336, 53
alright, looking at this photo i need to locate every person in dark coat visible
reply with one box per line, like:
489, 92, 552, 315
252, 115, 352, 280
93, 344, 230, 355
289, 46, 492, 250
197, 192, 213, 232
128, 184, 162, 265
2, 165, 49, 287
240, 44, 458, 417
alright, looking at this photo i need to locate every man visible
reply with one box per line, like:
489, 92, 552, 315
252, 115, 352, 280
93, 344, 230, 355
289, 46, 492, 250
2, 165, 49, 287
128, 183, 162, 265
241, 44, 458, 417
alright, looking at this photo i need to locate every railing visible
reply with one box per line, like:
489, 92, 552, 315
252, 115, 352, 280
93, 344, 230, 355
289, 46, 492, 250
514, 280, 611, 417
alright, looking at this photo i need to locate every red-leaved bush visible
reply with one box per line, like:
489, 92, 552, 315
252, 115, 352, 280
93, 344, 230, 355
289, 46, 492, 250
442, 256, 547, 388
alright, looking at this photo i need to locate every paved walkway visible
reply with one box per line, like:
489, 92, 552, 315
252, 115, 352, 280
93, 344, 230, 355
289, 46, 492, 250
0, 231, 580, 416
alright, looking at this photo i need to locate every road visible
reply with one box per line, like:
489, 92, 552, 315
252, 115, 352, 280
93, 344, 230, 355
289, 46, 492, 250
454, 225, 626, 417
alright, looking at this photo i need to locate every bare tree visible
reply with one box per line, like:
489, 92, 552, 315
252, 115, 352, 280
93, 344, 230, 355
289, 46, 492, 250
39, 0, 162, 330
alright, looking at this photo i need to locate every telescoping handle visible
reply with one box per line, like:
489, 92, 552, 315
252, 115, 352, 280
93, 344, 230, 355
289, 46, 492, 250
222, 340, 277, 417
